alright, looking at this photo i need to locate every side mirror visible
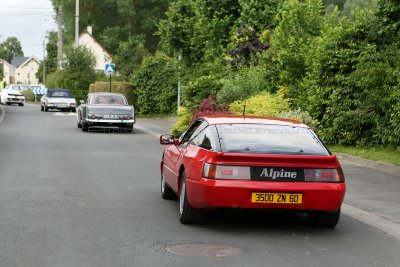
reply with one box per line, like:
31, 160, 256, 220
160, 134, 177, 145
80, 100, 85, 104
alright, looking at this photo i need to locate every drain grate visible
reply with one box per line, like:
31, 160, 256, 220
166, 243, 242, 257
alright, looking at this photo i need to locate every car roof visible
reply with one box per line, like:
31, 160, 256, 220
201, 115, 309, 128
47, 88, 70, 91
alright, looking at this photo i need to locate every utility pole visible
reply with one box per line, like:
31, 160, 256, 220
43, 39, 46, 85
75, 0, 79, 46
57, 6, 63, 69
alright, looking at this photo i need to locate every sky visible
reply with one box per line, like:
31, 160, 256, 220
0, 0, 57, 61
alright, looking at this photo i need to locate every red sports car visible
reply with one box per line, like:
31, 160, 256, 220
160, 116, 346, 227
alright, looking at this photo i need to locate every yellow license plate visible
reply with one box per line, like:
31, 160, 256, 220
251, 193, 302, 204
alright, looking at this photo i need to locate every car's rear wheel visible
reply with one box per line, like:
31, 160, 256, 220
44, 105, 48, 112
308, 209, 341, 228
19, 103, 24, 106
179, 171, 203, 224
77, 117, 82, 128
161, 166, 177, 200
40, 105, 44, 111
82, 122, 89, 132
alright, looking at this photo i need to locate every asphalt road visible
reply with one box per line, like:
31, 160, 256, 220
0, 104, 400, 267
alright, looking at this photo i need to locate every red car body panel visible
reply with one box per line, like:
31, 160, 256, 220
161, 116, 346, 212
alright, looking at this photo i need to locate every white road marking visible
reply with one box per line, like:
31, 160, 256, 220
342, 203, 400, 240
135, 124, 161, 138
137, 123, 400, 240
53, 112, 76, 117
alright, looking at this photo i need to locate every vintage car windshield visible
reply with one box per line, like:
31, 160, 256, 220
48, 90, 73, 98
89, 94, 126, 105
216, 124, 329, 155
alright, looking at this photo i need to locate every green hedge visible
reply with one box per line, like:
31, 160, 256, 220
89, 81, 136, 106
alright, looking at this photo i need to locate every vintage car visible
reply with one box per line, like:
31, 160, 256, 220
76, 92, 135, 132
160, 116, 346, 227
41, 88, 77, 112
0, 89, 25, 106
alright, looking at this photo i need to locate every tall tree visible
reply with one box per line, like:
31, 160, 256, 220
0, 37, 24, 62
37, 32, 59, 83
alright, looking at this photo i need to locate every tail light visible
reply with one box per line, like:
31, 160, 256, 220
121, 115, 133, 120
203, 163, 250, 180
304, 168, 345, 182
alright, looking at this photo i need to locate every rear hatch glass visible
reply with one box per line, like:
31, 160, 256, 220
216, 124, 329, 155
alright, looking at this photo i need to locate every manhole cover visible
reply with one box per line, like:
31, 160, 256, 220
166, 243, 242, 257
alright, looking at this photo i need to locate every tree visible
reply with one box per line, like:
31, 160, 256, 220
60, 46, 96, 101
0, 37, 24, 62
37, 32, 59, 83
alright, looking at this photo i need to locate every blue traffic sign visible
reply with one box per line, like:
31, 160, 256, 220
105, 63, 115, 75
33, 88, 47, 95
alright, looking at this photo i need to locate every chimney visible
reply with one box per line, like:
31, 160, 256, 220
87, 26, 93, 35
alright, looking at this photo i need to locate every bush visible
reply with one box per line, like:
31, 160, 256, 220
89, 81, 136, 105
131, 52, 177, 115
170, 107, 192, 136
21, 90, 35, 102
45, 70, 64, 88
229, 91, 290, 117
192, 95, 231, 119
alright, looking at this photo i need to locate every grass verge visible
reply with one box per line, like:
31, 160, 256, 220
329, 145, 400, 166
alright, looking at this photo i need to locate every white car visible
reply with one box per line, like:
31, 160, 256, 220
41, 88, 76, 112
5, 84, 32, 91
0, 89, 25, 106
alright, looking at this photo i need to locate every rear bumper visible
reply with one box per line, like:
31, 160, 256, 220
85, 119, 135, 129
186, 178, 346, 212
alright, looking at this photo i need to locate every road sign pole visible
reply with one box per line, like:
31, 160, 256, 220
109, 74, 112, 93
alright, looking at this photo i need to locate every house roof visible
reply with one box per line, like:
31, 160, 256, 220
11, 57, 30, 68
78, 30, 112, 57
11, 56, 41, 69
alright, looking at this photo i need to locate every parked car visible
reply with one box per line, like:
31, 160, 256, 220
159, 116, 346, 227
76, 92, 135, 132
40, 88, 76, 112
5, 84, 32, 91
0, 89, 25, 106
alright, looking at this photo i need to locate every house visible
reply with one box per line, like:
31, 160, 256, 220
0, 59, 14, 84
10, 56, 41, 84
78, 26, 112, 72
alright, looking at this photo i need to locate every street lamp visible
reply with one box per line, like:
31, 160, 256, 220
177, 55, 182, 111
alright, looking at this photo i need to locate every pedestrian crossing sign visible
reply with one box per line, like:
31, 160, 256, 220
105, 63, 115, 75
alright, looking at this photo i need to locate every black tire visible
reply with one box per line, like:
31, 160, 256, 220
40, 105, 44, 111
19, 103, 24, 106
44, 105, 48, 112
161, 166, 177, 200
71, 108, 76, 112
6, 102, 11, 105
179, 171, 203, 224
82, 122, 89, 132
308, 209, 341, 228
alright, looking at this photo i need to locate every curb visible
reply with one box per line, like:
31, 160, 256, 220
0, 105, 5, 126
336, 152, 400, 176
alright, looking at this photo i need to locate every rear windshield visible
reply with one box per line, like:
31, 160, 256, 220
89, 94, 126, 105
48, 90, 73, 98
216, 124, 329, 155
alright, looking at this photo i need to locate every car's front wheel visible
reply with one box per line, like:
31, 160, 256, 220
308, 209, 341, 228
44, 105, 48, 112
40, 104, 44, 111
179, 171, 203, 224
161, 166, 177, 200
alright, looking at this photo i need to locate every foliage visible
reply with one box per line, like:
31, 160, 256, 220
51, 0, 168, 54
181, 62, 227, 110
131, 52, 177, 115
37, 32, 58, 84
0, 37, 24, 63
238, 0, 279, 31
192, 95, 231, 119
171, 107, 192, 136
113, 35, 148, 80
159, 0, 241, 62
21, 90, 35, 102
218, 65, 276, 105
60, 46, 97, 101
229, 91, 290, 117
45, 70, 64, 89
89, 81, 136, 105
